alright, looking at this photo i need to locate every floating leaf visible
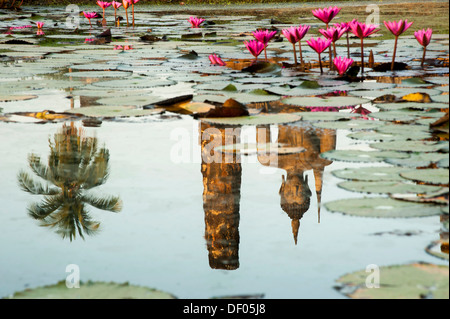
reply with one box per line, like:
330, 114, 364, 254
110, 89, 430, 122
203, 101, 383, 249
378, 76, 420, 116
65, 106, 164, 118
335, 263, 449, 299
348, 130, 431, 141
331, 166, 410, 182
370, 140, 449, 153
376, 102, 448, 111
321, 150, 409, 163
313, 119, 383, 130
6, 281, 176, 299
325, 197, 443, 218
337, 181, 444, 195
385, 153, 449, 168
0, 95, 38, 102
199, 113, 301, 126
400, 168, 449, 185
282, 96, 370, 108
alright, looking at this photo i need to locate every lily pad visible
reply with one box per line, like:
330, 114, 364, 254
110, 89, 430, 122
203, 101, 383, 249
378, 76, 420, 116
400, 168, 449, 185
335, 263, 449, 299
384, 153, 449, 168
348, 130, 431, 141
199, 113, 301, 126
331, 166, 411, 182
6, 280, 176, 299
282, 96, 370, 108
0, 95, 38, 102
313, 119, 382, 130
337, 181, 444, 195
65, 106, 164, 118
325, 197, 443, 218
321, 150, 409, 163
369, 140, 449, 153
376, 102, 449, 111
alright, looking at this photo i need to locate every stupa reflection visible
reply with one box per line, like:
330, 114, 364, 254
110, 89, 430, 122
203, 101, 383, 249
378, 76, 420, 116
257, 124, 337, 244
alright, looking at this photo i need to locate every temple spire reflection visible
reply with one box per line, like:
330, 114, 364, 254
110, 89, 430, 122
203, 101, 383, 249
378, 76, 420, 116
200, 122, 242, 270
257, 124, 336, 245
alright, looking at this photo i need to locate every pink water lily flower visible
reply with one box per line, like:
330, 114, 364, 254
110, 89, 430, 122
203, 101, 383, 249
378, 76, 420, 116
414, 28, 433, 67
282, 27, 300, 66
293, 25, 310, 68
319, 26, 346, 65
252, 29, 277, 61
209, 54, 226, 66
35, 21, 44, 29
333, 56, 354, 76
244, 40, 265, 61
312, 6, 341, 25
97, 1, 111, 26
335, 20, 356, 58
306, 37, 332, 74
384, 20, 413, 70
127, 0, 139, 28
349, 21, 380, 74
36, 30, 45, 36
83, 11, 99, 28
111, 1, 122, 26
188, 16, 205, 28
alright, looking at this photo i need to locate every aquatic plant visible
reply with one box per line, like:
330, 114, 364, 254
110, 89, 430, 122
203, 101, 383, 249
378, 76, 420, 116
244, 39, 265, 62
293, 25, 310, 69
312, 6, 341, 69
414, 28, 433, 68
128, 0, 139, 28
306, 37, 332, 74
252, 29, 277, 61
209, 54, 226, 66
111, 1, 122, 27
188, 16, 205, 28
334, 21, 354, 59
333, 56, 354, 76
384, 20, 414, 70
97, 1, 111, 26
83, 11, 98, 29
319, 26, 346, 68
282, 27, 301, 66
348, 20, 380, 74
122, 0, 130, 27
35, 21, 44, 29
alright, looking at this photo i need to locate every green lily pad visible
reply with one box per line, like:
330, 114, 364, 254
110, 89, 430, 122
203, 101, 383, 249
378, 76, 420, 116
282, 96, 370, 108
432, 95, 449, 103
313, 120, 383, 130
370, 110, 445, 122
65, 106, 164, 118
384, 153, 449, 168
6, 280, 176, 299
0, 95, 38, 102
370, 140, 449, 153
337, 181, 444, 195
400, 168, 449, 185
321, 150, 409, 163
296, 111, 361, 122
92, 78, 175, 89
335, 263, 449, 299
331, 166, 411, 182
199, 113, 301, 126
348, 130, 431, 141
325, 197, 443, 218
376, 102, 449, 111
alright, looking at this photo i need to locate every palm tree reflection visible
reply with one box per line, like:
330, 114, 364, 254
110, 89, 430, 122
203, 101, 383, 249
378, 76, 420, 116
17, 123, 122, 241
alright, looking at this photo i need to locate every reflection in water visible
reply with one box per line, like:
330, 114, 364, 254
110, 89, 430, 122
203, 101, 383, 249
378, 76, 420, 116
17, 123, 122, 241
257, 124, 337, 244
200, 122, 242, 270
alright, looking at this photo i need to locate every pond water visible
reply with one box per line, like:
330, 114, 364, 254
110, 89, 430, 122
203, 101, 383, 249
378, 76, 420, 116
0, 4, 448, 299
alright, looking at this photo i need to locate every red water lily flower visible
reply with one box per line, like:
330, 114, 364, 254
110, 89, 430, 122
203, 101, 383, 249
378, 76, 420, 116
244, 40, 265, 61
384, 20, 413, 70
333, 56, 354, 76
306, 37, 332, 74
414, 28, 433, 67
188, 16, 205, 28
312, 6, 341, 25
349, 21, 380, 74
252, 29, 277, 61
83, 11, 98, 28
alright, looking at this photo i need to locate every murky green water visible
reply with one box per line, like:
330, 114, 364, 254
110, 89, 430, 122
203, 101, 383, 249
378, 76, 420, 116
0, 4, 448, 299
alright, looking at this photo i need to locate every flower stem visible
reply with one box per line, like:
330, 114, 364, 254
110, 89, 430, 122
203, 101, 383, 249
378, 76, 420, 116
391, 35, 398, 71
132, 4, 135, 28
298, 40, 304, 70
421, 46, 427, 68
292, 43, 298, 66
346, 32, 350, 59
326, 23, 332, 70
360, 37, 364, 74
318, 53, 323, 74
125, 8, 129, 27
